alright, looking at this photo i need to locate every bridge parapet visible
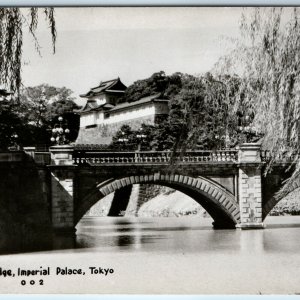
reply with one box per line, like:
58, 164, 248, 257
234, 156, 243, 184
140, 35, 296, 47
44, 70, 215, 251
27, 143, 296, 166
0, 151, 25, 162
72, 149, 238, 165
238, 143, 261, 163
23, 147, 52, 166
34, 152, 51, 165
50, 145, 74, 166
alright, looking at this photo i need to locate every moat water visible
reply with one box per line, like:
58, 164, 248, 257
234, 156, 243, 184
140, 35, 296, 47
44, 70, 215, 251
1, 216, 300, 294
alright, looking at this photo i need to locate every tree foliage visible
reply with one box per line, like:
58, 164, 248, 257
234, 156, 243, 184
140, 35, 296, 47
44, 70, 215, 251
168, 73, 239, 151
111, 71, 247, 152
20, 84, 77, 125
0, 8, 56, 93
0, 84, 79, 149
20, 84, 80, 145
214, 7, 300, 193
123, 71, 183, 102
0, 99, 24, 150
111, 124, 155, 151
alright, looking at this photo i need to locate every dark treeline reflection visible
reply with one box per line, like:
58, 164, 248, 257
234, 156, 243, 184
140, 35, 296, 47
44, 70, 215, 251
2, 216, 300, 255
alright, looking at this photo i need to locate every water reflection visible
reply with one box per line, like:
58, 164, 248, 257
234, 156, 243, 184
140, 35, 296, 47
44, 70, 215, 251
75, 217, 239, 253
76, 217, 167, 251
75, 216, 300, 254
1, 216, 300, 255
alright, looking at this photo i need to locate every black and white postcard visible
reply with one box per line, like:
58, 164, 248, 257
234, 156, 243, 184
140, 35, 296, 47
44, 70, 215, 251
0, 6, 300, 294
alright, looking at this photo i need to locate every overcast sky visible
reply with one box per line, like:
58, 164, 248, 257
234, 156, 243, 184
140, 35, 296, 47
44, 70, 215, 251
21, 7, 243, 103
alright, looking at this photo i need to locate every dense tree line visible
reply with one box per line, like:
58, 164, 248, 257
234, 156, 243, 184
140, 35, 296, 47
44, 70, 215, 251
111, 71, 259, 152
0, 84, 79, 150
122, 71, 182, 103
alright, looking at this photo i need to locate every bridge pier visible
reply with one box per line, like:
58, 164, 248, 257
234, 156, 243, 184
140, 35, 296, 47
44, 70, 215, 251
50, 145, 76, 233
237, 143, 264, 229
108, 185, 132, 216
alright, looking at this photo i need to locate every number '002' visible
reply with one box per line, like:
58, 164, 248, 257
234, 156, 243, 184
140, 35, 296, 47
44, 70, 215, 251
20, 280, 43, 285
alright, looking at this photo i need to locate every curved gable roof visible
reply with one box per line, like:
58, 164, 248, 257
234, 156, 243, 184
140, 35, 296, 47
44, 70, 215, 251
80, 78, 127, 98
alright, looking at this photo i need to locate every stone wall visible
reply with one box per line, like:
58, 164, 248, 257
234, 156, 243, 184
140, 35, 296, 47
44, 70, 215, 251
76, 115, 155, 144
85, 194, 113, 216
137, 184, 171, 204
81, 184, 173, 217
0, 159, 52, 253
125, 184, 172, 216
51, 170, 75, 231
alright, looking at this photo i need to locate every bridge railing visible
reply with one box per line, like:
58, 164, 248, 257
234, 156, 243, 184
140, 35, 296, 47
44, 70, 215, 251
73, 150, 238, 165
34, 152, 51, 165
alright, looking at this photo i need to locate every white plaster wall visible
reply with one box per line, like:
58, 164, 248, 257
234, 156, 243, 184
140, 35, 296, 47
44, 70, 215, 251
103, 104, 156, 125
80, 112, 97, 127
80, 102, 169, 128
96, 111, 104, 124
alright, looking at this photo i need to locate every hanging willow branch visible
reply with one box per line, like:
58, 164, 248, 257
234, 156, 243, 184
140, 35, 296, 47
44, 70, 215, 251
0, 7, 56, 93
214, 7, 300, 196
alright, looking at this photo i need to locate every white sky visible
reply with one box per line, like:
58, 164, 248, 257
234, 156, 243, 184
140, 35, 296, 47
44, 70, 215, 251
21, 7, 243, 104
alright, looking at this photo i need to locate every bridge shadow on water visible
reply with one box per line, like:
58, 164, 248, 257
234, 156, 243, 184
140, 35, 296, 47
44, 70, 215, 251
2, 216, 300, 255
74, 216, 245, 253
0, 217, 219, 255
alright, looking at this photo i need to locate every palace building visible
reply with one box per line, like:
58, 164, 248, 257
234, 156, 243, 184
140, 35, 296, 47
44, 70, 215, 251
76, 78, 169, 145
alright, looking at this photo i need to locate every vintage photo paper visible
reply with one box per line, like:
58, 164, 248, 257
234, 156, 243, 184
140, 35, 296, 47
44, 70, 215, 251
0, 6, 300, 295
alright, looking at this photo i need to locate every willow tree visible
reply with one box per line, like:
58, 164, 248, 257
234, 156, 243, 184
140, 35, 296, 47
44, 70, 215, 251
0, 8, 56, 93
167, 73, 242, 153
214, 7, 300, 196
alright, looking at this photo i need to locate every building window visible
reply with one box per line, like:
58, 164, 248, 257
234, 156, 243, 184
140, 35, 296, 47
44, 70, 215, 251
104, 113, 110, 119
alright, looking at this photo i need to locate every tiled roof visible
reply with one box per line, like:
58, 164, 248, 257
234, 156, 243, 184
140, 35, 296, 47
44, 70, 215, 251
80, 78, 127, 98
76, 93, 169, 115
75, 102, 114, 114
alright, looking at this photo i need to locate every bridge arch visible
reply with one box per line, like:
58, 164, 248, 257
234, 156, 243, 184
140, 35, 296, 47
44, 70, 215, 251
75, 173, 240, 229
263, 176, 300, 219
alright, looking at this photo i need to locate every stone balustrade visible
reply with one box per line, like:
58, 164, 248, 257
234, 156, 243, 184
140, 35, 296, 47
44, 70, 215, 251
72, 150, 239, 165
3, 144, 295, 166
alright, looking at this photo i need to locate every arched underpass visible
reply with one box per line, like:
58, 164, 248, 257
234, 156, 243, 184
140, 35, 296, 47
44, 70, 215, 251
75, 174, 240, 229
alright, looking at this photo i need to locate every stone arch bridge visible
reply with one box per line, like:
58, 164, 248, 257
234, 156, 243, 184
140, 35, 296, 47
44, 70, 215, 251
0, 143, 295, 233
